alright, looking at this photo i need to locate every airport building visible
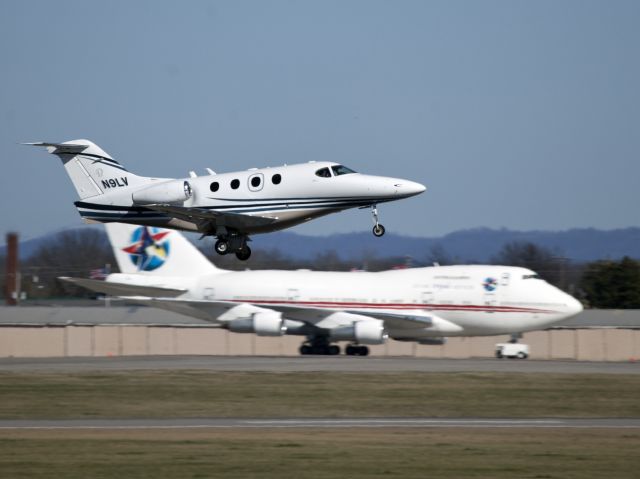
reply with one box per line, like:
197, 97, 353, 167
1, 306, 639, 361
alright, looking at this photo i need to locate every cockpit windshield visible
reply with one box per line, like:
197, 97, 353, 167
522, 274, 542, 280
315, 167, 332, 178
331, 165, 356, 176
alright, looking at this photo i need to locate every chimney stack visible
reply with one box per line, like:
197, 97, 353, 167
5, 232, 18, 306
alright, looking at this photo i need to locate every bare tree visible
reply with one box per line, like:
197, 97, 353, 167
491, 241, 565, 287
24, 229, 116, 297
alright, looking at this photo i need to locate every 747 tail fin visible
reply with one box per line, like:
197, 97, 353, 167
105, 223, 221, 277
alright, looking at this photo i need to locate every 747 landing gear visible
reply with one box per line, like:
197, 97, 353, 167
371, 205, 385, 237
299, 337, 340, 355
345, 344, 369, 356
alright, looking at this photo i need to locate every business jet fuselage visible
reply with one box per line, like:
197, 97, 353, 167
28, 140, 425, 260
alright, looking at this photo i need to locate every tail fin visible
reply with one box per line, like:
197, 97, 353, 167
105, 223, 220, 276
25, 140, 148, 200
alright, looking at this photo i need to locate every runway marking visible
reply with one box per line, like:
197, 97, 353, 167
1, 419, 639, 430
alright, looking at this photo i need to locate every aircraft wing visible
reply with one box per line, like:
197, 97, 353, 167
59, 279, 434, 331
143, 204, 277, 231
121, 297, 280, 325
119, 298, 432, 331
59, 277, 186, 298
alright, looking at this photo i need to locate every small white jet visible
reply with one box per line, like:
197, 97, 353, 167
62, 224, 584, 356
27, 139, 425, 260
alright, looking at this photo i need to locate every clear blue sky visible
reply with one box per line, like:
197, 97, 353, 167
1, 0, 639, 243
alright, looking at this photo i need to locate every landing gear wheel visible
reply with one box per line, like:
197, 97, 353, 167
370, 204, 385, 237
328, 345, 340, 356
215, 240, 229, 255
235, 245, 252, 261
300, 345, 312, 355
345, 345, 369, 356
372, 224, 386, 237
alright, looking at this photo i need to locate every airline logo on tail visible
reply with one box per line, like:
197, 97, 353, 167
122, 227, 171, 271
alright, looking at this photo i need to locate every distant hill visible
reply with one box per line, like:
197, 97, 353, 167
4, 226, 640, 263
249, 227, 640, 262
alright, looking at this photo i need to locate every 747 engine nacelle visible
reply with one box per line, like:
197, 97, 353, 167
330, 318, 388, 345
228, 311, 287, 337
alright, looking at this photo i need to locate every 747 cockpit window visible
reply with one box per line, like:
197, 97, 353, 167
315, 167, 332, 178
522, 274, 542, 280
331, 165, 356, 176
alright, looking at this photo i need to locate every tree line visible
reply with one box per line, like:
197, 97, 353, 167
2, 229, 639, 309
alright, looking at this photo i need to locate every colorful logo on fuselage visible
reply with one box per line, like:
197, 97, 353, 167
122, 226, 171, 271
483, 277, 498, 292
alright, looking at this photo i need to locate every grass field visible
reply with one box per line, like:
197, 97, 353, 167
0, 428, 639, 479
1, 370, 639, 478
1, 371, 639, 419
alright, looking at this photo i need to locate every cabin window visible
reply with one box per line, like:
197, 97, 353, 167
230, 179, 240, 190
248, 173, 264, 192
522, 274, 542, 280
315, 167, 331, 178
209, 182, 219, 192
331, 165, 356, 176
272, 174, 282, 185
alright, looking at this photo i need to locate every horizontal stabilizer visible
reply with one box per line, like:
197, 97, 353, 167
60, 277, 186, 298
24, 142, 88, 153
23, 141, 114, 160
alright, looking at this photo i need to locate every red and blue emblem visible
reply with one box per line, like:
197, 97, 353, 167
122, 227, 171, 271
483, 277, 498, 292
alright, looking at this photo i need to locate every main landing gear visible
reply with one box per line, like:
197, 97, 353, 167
214, 234, 252, 261
345, 344, 369, 356
299, 337, 340, 356
371, 204, 385, 237
298, 337, 370, 356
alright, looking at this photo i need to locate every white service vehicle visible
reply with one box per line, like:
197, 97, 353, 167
495, 342, 530, 359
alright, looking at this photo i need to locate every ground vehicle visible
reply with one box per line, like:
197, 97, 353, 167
495, 343, 530, 359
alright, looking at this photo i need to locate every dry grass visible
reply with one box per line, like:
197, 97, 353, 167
1, 371, 640, 419
0, 428, 638, 479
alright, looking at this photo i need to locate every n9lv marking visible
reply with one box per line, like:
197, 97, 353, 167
102, 177, 129, 189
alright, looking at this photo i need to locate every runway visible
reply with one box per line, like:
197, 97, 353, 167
0, 355, 638, 374
1, 418, 639, 430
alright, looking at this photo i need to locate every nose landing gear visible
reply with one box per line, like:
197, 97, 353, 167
371, 205, 385, 237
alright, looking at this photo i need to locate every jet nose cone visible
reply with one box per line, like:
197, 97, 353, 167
393, 180, 427, 197
565, 295, 584, 317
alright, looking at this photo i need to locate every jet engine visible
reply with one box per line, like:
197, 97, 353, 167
330, 318, 388, 345
228, 311, 287, 337
132, 180, 192, 205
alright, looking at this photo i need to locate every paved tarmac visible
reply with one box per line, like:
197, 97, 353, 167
0, 356, 638, 374
0, 417, 639, 430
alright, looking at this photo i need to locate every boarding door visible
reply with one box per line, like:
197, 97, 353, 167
287, 288, 300, 302
421, 291, 435, 311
